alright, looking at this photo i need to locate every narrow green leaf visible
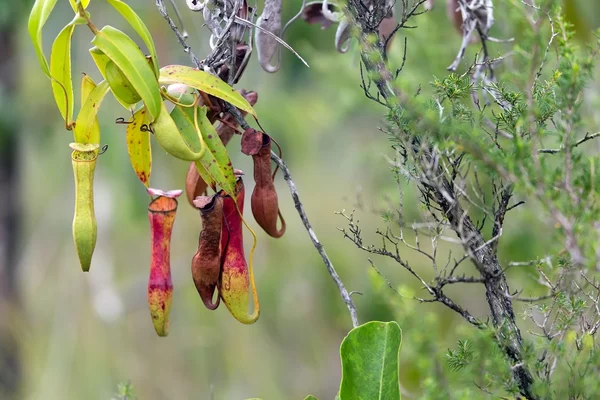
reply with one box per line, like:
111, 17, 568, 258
126, 107, 152, 186
74, 80, 110, 144
50, 17, 80, 123
105, 0, 160, 78
170, 105, 202, 152
339, 321, 402, 400
92, 26, 162, 121
89, 47, 133, 110
68, 0, 77, 12
196, 106, 236, 196
28, 0, 59, 76
80, 74, 101, 145
89, 46, 110, 77
159, 65, 257, 117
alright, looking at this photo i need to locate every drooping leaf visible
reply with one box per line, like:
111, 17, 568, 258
159, 65, 257, 117
196, 106, 236, 196
74, 80, 110, 144
91, 26, 162, 121
89, 46, 110, 76
339, 321, 402, 400
105, 0, 160, 77
50, 16, 82, 124
89, 47, 135, 110
126, 107, 152, 186
80, 74, 101, 145
28, 0, 59, 76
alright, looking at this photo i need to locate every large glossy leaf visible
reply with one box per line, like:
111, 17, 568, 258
195, 106, 236, 196
50, 16, 82, 124
74, 80, 110, 144
105, 0, 160, 78
92, 26, 162, 121
339, 321, 402, 400
80, 74, 101, 145
28, 0, 59, 76
126, 107, 152, 186
159, 65, 257, 117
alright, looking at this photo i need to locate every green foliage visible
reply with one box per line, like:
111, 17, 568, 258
339, 321, 402, 400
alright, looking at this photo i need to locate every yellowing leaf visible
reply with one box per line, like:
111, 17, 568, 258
74, 80, 110, 144
159, 65, 257, 117
126, 107, 152, 186
105, 0, 160, 78
80, 74, 101, 145
28, 0, 59, 76
92, 26, 162, 121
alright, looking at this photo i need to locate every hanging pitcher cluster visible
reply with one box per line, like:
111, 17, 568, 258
29, 0, 284, 336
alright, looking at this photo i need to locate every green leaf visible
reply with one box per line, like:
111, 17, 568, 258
151, 102, 206, 161
105, 0, 160, 78
339, 321, 402, 400
170, 105, 202, 152
74, 80, 110, 144
193, 160, 217, 190
80, 74, 101, 145
28, 0, 59, 76
91, 26, 162, 121
89, 47, 133, 110
50, 16, 81, 124
126, 107, 152, 186
159, 65, 257, 117
196, 106, 236, 196
89, 46, 110, 76
304, 396, 319, 400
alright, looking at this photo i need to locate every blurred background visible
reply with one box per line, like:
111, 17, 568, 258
0, 0, 599, 399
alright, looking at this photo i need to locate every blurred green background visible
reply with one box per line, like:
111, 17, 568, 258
0, 0, 599, 399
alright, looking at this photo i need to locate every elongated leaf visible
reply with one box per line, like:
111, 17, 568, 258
89, 46, 110, 77
74, 80, 110, 144
170, 105, 202, 151
193, 160, 217, 191
92, 26, 162, 121
50, 17, 80, 124
339, 321, 402, 400
126, 107, 152, 186
80, 74, 101, 145
105, 0, 160, 78
170, 104, 234, 194
89, 47, 133, 110
28, 0, 59, 76
196, 106, 236, 196
159, 65, 257, 117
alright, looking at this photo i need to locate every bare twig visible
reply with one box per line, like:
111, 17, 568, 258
271, 152, 360, 328
538, 131, 600, 154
